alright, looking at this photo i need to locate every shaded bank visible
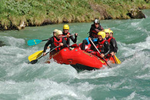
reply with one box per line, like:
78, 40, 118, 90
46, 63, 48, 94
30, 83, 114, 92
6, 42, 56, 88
0, 0, 150, 30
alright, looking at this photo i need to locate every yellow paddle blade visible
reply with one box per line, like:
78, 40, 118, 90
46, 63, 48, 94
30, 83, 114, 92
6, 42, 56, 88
28, 50, 43, 62
114, 55, 121, 64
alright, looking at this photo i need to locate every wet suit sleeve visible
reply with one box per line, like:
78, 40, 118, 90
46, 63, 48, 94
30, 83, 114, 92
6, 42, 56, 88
69, 34, 77, 43
43, 37, 53, 52
90, 25, 95, 32
103, 41, 110, 56
89, 25, 95, 37
99, 25, 104, 30
110, 38, 118, 53
62, 38, 67, 47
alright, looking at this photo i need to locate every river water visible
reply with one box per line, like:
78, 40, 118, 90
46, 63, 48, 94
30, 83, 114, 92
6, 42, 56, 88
0, 10, 150, 100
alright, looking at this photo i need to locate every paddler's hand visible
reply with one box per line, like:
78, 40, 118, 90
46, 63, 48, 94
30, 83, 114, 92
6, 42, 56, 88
75, 33, 78, 37
100, 54, 105, 58
43, 52, 46, 56
47, 46, 50, 49
88, 37, 91, 41
66, 34, 70, 38
95, 29, 100, 32
59, 43, 63, 46
110, 52, 115, 56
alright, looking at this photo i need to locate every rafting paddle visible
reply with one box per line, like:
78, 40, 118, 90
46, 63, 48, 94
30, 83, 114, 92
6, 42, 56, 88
113, 55, 121, 64
27, 39, 48, 46
89, 39, 111, 68
28, 50, 44, 63
28, 45, 60, 64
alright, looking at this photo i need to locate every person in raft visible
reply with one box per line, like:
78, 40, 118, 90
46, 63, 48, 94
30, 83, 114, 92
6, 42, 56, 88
43, 30, 67, 56
46, 29, 58, 49
81, 18, 104, 50
104, 29, 118, 56
89, 31, 110, 58
63, 24, 78, 45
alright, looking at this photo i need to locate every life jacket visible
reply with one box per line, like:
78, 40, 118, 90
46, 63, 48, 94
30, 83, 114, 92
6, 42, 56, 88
91, 30, 98, 38
62, 32, 70, 41
53, 37, 62, 51
107, 36, 115, 44
96, 39, 106, 52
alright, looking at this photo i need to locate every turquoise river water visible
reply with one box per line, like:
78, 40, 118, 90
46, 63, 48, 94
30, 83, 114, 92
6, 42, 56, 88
0, 10, 150, 100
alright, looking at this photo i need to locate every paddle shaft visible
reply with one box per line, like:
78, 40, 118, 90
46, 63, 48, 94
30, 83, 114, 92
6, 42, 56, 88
89, 39, 111, 68
39, 45, 60, 59
42, 39, 49, 41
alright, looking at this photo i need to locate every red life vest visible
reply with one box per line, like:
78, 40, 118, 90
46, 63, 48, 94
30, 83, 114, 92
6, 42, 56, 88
62, 32, 70, 41
96, 39, 106, 52
107, 36, 115, 44
53, 37, 62, 51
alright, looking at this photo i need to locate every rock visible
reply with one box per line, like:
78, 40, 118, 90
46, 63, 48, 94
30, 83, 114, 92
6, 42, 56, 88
4, 26, 8, 30
127, 8, 146, 19
17, 21, 25, 30
0, 41, 5, 47
63, 18, 69, 23
145, 0, 149, 3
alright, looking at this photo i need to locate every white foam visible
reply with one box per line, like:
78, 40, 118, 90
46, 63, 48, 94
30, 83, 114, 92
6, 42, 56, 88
14, 79, 92, 100
131, 21, 140, 26
76, 66, 120, 80
2, 36, 25, 47
126, 91, 136, 100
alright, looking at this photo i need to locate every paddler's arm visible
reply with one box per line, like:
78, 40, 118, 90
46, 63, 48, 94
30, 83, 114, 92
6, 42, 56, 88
99, 25, 104, 30
69, 33, 78, 43
103, 41, 110, 57
113, 39, 118, 53
110, 38, 118, 55
43, 38, 53, 55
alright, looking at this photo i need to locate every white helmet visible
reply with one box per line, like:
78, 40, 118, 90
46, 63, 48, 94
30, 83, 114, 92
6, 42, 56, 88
53, 29, 58, 33
94, 19, 100, 24
56, 30, 62, 36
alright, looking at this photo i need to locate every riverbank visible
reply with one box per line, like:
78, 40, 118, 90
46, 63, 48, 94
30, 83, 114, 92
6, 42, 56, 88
0, 0, 150, 30
0, 12, 150, 100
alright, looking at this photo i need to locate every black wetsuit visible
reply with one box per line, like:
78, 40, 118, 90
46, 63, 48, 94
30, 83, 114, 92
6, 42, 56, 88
81, 24, 103, 50
89, 24, 104, 38
106, 37, 118, 53
43, 36, 67, 53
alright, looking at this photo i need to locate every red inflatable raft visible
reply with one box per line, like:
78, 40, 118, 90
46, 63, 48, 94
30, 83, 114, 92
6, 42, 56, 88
49, 44, 115, 70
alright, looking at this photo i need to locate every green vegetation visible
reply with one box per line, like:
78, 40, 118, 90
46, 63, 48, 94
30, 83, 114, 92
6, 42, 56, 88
0, 0, 150, 30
